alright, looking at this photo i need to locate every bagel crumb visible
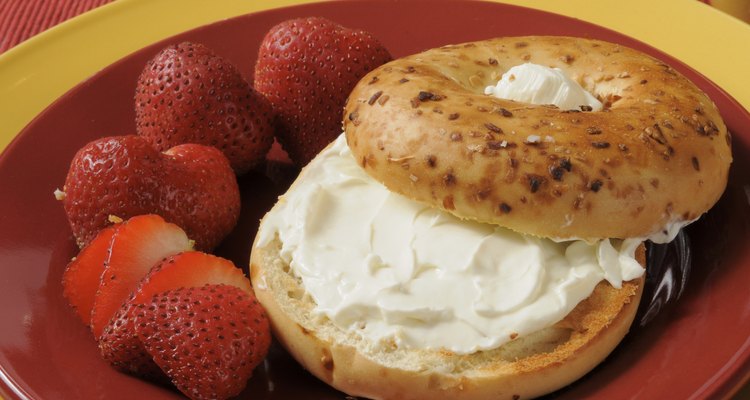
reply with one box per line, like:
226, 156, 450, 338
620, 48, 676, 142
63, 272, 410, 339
550, 167, 566, 181
476, 188, 491, 200
645, 125, 668, 145
443, 172, 456, 186
525, 135, 541, 144
417, 91, 444, 102
387, 155, 414, 163
443, 195, 455, 210
487, 140, 511, 150
560, 54, 575, 64
527, 175, 544, 193
586, 127, 602, 135
591, 141, 611, 149
692, 157, 701, 171
590, 180, 603, 192
368, 91, 383, 105
500, 203, 512, 214
485, 123, 503, 133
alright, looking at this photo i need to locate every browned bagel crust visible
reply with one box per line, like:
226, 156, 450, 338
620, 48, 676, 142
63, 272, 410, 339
344, 36, 732, 240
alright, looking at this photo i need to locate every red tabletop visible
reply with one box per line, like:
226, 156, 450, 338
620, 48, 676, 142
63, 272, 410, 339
0, 0, 111, 54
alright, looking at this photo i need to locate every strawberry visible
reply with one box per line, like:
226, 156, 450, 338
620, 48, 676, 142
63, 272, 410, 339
62, 224, 117, 325
98, 251, 253, 380
60, 135, 240, 251
135, 41, 274, 174
90, 214, 192, 338
136, 285, 270, 400
98, 301, 168, 383
254, 17, 392, 165
131, 251, 252, 303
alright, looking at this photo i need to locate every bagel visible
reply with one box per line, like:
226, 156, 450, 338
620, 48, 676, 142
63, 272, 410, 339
343, 36, 732, 241
251, 233, 644, 400
250, 35, 729, 400
252, 135, 646, 399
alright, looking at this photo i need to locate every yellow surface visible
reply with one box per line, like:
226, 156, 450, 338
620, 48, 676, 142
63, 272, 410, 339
0, 0, 749, 153
0, 0, 748, 398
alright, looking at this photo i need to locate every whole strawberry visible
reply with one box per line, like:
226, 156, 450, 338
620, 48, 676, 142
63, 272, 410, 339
60, 135, 239, 251
136, 42, 274, 174
254, 17, 392, 165
136, 285, 271, 400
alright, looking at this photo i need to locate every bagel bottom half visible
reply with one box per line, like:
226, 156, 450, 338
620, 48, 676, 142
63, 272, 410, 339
250, 231, 645, 400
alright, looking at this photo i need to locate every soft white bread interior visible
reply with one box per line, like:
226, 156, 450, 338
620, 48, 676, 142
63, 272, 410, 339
250, 234, 644, 400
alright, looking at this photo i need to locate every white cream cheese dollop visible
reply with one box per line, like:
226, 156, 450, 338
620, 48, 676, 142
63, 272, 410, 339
257, 135, 644, 354
484, 63, 603, 111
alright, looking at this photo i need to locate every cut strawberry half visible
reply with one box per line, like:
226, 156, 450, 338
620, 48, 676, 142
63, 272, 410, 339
90, 214, 192, 338
136, 285, 270, 400
132, 251, 251, 303
98, 301, 168, 383
62, 224, 117, 326
99, 251, 252, 379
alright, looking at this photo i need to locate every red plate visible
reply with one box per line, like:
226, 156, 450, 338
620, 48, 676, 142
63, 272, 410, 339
1, 1, 749, 399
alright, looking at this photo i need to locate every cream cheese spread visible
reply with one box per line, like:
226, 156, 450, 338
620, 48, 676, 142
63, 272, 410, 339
257, 135, 644, 354
484, 63, 603, 111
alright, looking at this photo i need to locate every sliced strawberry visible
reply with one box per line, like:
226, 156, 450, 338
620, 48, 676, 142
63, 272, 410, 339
136, 285, 270, 400
99, 251, 252, 380
132, 251, 251, 303
98, 301, 167, 383
62, 224, 117, 325
90, 214, 192, 338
